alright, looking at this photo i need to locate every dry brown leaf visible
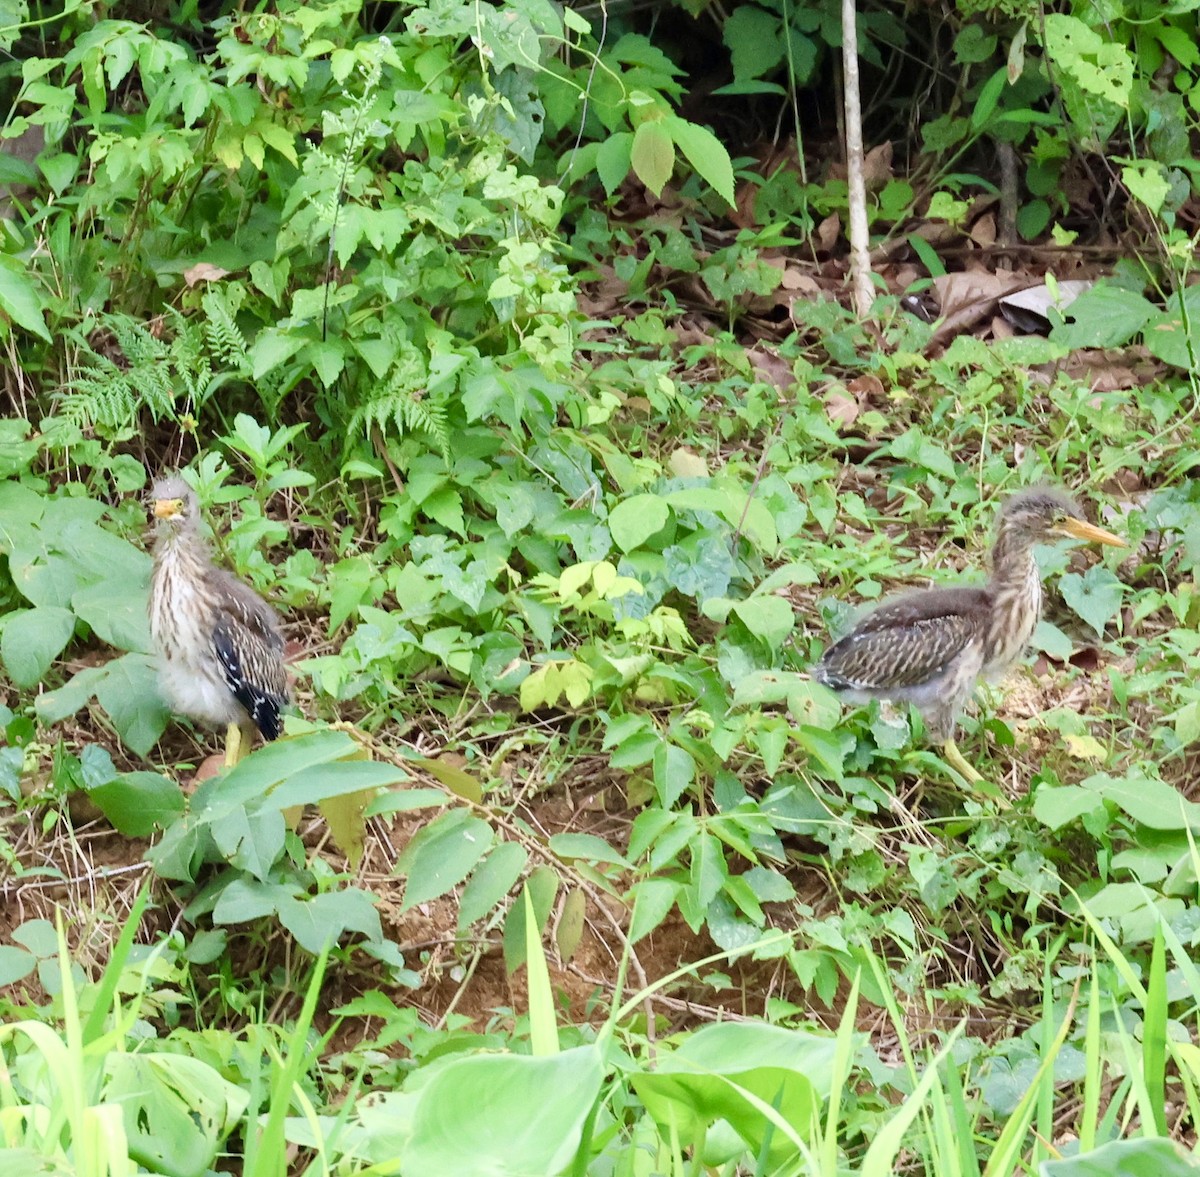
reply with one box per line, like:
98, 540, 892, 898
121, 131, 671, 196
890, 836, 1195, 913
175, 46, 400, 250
748, 345, 794, 389
668, 447, 709, 478
815, 213, 841, 252
825, 388, 860, 428
929, 270, 1030, 346
862, 141, 894, 188
183, 262, 229, 287
969, 213, 996, 247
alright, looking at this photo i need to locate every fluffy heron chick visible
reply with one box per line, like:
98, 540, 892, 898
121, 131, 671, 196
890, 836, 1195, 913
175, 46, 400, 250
813, 487, 1124, 783
148, 477, 289, 765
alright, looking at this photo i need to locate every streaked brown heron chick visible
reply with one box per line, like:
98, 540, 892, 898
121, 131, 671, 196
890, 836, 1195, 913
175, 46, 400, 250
813, 488, 1124, 784
148, 477, 288, 767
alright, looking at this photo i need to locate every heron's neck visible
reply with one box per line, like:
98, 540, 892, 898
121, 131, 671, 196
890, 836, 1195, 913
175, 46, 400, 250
988, 526, 1039, 590
983, 527, 1042, 671
153, 524, 206, 563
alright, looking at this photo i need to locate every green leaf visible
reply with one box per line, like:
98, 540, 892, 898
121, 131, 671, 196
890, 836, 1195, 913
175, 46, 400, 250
664, 115, 735, 205
0, 945, 37, 986
104, 1053, 248, 1177
629, 877, 681, 943
0, 254, 50, 341
1049, 283, 1156, 349
630, 120, 675, 197
503, 864, 558, 974
256, 759, 408, 813
1, 606, 75, 687
1040, 1137, 1200, 1177
723, 5, 785, 81
1058, 566, 1124, 636
71, 583, 153, 653
36, 653, 169, 757
88, 771, 185, 837
595, 131, 632, 196
689, 832, 726, 909
458, 840, 529, 930
1031, 784, 1105, 831
92, 653, 172, 757
1082, 771, 1200, 831
731, 594, 795, 648
403, 1047, 605, 1177
548, 832, 630, 868
653, 741, 694, 807
398, 810, 493, 910
632, 1023, 838, 1165
276, 889, 382, 953
608, 493, 670, 552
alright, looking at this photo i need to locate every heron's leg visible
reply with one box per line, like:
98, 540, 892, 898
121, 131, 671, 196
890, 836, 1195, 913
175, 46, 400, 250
224, 722, 241, 767
224, 720, 256, 767
941, 738, 983, 784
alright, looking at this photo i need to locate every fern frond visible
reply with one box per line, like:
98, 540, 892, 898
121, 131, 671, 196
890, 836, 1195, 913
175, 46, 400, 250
346, 355, 449, 459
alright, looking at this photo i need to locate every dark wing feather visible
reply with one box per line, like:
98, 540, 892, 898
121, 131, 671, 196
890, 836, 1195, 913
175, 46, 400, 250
208, 569, 288, 740
816, 587, 989, 691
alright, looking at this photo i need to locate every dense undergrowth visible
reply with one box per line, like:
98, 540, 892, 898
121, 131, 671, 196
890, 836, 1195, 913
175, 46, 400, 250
4, 0, 1200, 1173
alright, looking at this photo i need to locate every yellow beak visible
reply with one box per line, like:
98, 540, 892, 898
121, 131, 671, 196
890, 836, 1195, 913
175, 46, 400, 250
153, 498, 184, 519
1056, 517, 1125, 547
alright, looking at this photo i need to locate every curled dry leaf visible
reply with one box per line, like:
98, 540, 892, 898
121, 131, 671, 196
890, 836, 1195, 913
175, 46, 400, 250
183, 262, 230, 287
969, 212, 996, 247
747, 345, 794, 390
862, 141, 894, 188
815, 213, 841, 252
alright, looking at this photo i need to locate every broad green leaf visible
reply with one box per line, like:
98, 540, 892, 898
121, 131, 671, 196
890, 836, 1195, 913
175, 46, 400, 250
1040, 1137, 1200, 1176
402, 1047, 605, 1177
1, 606, 75, 686
258, 759, 408, 813
71, 583, 153, 653
105, 1053, 249, 1177
1031, 784, 1105, 831
633, 1023, 838, 1165
92, 653, 172, 757
211, 806, 286, 880
0, 254, 50, 341
276, 889, 382, 953
630, 120, 675, 196
608, 494, 670, 552
664, 115, 735, 205
1049, 283, 1156, 350
190, 730, 359, 820
398, 810, 493, 910
629, 877, 682, 943
88, 771, 185, 837
36, 653, 169, 757
1058, 566, 1124, 636
731, 594, 795, 648
0, 946, 36, 986
548, 832, 630, 868
458, 840, 528, 930
503, 864, 558, 974
653, 741, 694, 807
596, 131, 632, 196
1082, 772, 1200, 831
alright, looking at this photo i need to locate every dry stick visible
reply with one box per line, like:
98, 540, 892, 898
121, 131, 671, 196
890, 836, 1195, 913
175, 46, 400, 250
841, 0, 874, 320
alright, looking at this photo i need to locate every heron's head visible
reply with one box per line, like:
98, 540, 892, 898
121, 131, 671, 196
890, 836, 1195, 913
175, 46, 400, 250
150, 477, 197, 532
998, 487, 1123, 549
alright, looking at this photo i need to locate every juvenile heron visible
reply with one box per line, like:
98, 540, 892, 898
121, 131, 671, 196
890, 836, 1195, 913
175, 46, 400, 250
148, 477, 288, 766
813, 487, 1124, 783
